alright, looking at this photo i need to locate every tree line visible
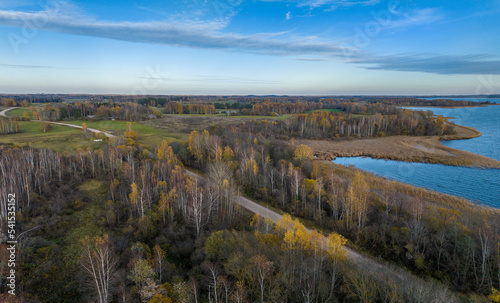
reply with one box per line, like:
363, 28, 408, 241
0, 118, 20, 135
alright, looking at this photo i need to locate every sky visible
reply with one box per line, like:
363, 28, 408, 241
0, 0, 500, 95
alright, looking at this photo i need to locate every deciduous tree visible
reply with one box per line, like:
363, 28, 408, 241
80, 234, 118, 303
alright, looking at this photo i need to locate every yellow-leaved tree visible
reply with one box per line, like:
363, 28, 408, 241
293, 144, 314, 162
187, 130, 207, 162
490, 288, 500, 302
129, 182, 142, 217
326, 232, 348, 262
345, 171, 369, 230
157, 140, 175, 162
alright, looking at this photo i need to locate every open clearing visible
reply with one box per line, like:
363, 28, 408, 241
306, 109, 343, 113
6, 107, 32, 118
0, 108, 185, 151
61, 120, 186, 146
0, 121, 100, 152
141, 114, 289, 134
300, 124, 500, 168
2, 110, 289, 149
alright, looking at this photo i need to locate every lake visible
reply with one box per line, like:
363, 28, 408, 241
332, 99, 500, 208
421, 97, 500, 104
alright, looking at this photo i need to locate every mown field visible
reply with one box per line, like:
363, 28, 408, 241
0, 121, 100, 152
61, 120, 187, 147
6, 107, 33, 118
1, 112, 186, 151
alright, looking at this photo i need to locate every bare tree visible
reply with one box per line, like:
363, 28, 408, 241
80, 234, 118, 303
205, 262, 220, 303
253, 255, 273, 303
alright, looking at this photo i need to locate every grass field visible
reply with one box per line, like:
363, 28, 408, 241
0, 117, 186, 152
0, 121, 100, 152
63, 120, 187, 146
6, 108, 33, 118
1, 112, 291, 151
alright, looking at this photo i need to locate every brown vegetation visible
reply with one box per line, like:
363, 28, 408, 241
300, 123, 500, 168
141, 114, 258, 134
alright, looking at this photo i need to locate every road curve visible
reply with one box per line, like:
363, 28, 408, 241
42, 121, 116, 138
0, 107, 16, 117
0, 107, 116, 138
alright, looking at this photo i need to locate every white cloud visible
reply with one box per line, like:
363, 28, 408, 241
260, 0, 380, 10
353, 54, 500, 75
286, 11, 292, 20
1, 6, 498, 75
298, 0, 380, 9
0, 9, 350, 56
386, 8, 443, 29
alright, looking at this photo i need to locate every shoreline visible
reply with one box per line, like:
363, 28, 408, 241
402, 103, 499, 109
300, 124, 500, 169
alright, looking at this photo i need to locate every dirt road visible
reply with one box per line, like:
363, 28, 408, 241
0, 107, 16, 117
0, 107, 115, 138
186, 170, 375, 268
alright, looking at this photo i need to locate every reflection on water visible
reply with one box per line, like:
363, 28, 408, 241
334, 101, 500, 208
332, 157, 499, 208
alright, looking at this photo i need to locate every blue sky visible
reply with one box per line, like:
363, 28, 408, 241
1, 0, 500, 95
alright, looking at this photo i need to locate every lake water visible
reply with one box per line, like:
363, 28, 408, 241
333, 99, 500, 208
421, 97, 500, 104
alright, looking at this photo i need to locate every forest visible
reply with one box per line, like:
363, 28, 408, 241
0, 95, 499, 303
1, 94, 494, 123
180, 126, 499, 296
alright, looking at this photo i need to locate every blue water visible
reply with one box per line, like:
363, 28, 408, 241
333, 101, 500, 208
420, 97, 500, 104
405, 104, 500, 161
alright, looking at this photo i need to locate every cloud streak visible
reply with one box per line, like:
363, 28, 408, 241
385, 8, 443, 29
297, 0, 380, 9
0, 9, 350, 56
1, 8, 499, 75
260, 0, 380, 10
354, 54, 500, 75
